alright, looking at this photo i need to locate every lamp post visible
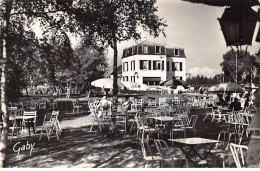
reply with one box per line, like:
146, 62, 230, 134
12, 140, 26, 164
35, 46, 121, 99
218, 5, 258, 83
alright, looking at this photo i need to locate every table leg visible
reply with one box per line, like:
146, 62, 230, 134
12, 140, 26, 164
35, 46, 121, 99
202, 143, 216, 160
175, 143, 198, 167
31, 119, 35, 134
125, 116, 127, 133
27, 119, 31, 137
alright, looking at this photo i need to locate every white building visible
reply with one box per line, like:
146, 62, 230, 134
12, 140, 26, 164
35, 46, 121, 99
121, 40, 187, 86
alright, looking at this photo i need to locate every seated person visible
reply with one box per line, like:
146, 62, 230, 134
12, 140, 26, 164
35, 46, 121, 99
122, 97, 131, 113
229, 98, 242, 111
99, 96, 112, 110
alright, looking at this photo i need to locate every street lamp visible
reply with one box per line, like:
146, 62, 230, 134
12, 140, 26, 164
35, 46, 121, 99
218, 5, 258, 83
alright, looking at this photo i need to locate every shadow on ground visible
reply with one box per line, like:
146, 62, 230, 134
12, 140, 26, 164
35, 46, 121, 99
5, 108, 246, 168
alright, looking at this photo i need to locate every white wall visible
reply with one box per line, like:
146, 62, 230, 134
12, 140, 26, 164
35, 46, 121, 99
122, 54, 186, 85
122, 55, 167, 85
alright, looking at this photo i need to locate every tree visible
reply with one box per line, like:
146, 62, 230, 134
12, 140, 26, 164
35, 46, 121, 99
0, 0, 167, 166
73, 45, 108, 94
220, 50, 258, 84
68, 0, 167, 97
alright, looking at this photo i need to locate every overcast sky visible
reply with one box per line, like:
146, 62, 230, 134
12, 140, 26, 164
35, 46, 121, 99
106, 0, 260, 78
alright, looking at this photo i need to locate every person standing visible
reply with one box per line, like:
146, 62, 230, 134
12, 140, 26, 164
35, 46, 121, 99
229, 97, 242, 111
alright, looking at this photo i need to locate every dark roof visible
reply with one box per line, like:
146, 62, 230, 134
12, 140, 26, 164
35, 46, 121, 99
110, 65, 122, 75
122, 40, 186, 58
166, 48, 186, 58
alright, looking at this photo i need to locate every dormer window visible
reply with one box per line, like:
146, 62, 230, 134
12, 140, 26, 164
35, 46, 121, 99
143, 45, 148, 53
174, 48, 180, 56
155, 45, 161, 54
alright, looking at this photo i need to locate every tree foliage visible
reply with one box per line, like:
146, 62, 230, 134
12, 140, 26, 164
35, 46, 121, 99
220, 50, 258, 84
186, 74, 223, 90
72, 45, 108, 94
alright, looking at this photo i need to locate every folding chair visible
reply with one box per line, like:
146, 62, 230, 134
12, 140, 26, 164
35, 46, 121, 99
159, 98, 167, 106
23, 111, 37, 132
154, 139, 188, 168
38, 100, 46, 110
139, 139, 163, 168
29, 101, 38, 111
230, 143, 248, 168
136, 114, 157, 140
209, 131, 231, 167
89, 108, 111, 132
170, 118, 186, 140
184, 115, 198, 137
6, 114, 21, 141
148, 97, 157, 108
72, 100, 82, 115
39, 111, 60, 141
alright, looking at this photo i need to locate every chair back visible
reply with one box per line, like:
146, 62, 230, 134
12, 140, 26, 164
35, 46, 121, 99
47, 111, 59, 124
139, 139, 157, 160
159, 98, 167, 106
188, 115, 198, 127
154, 139, 172, 160
230, 143, 248, 168
214, 131, 230, 151
29, 101, 38, 110
148, 98, 157, 108
131, 104, 138, 110
8, 107, 18, 117
23, 111, 37, 121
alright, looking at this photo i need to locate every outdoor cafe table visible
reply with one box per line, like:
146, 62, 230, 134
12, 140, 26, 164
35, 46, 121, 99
168, 137, 219, 167
9, 115, 36, 137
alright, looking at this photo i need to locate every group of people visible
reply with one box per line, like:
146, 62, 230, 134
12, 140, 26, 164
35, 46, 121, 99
215, 90, 257, 112
98, 96, 132, 113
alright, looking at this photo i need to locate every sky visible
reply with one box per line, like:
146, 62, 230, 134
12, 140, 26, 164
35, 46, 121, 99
106, 0, 260, 78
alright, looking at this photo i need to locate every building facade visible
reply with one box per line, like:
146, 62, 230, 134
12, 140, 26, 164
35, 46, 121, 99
121, 40, 187, 86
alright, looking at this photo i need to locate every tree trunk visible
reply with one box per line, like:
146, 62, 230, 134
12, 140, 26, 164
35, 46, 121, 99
0, 0, 12, 167
0, 10, 8, 170
112, 36, 118, 97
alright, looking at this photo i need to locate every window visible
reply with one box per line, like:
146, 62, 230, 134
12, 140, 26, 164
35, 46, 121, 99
143, 45, 148, 53
167, 62, 169, 71
125, 76, 128, 81
143, 77, 161, 86
153, 60, 161, 70
172, 62, 174, 71
131, 61, 135, 71
155, 46, 161, 54
162, 61, 164, 70
140, 60, 150, 70
180, 62, 182, 71
175, 62, 180, 71
174, 48, 180, 56
132, 46, 135, 54
124, 62, 128, 71
180, 76, 183, 80
125, 49, 128, 56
